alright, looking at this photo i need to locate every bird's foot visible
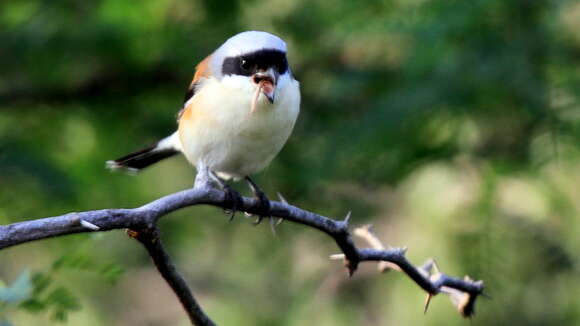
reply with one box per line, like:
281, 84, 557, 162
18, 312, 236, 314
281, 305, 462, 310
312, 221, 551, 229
245, 177, 271, 225
223, 185, 244, 222
252, 189, 272, 225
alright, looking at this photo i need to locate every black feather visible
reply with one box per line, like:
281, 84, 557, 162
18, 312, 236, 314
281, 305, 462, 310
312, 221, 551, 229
178, 81, 198, 121
183, 82, 197, 105
109, 143, 179, 171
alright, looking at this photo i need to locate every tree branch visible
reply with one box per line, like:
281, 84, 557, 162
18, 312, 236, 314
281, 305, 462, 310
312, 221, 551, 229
130, 227, 217, 326
0, 184, 485, 322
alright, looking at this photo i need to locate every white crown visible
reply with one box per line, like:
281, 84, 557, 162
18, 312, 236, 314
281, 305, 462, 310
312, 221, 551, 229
218, 31, 287, 57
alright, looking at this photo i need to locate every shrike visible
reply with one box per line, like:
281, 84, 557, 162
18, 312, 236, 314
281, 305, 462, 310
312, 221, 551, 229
107, 31, 301, 221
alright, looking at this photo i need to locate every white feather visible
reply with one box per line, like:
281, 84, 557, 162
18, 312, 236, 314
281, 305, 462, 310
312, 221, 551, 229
157, 131, 182, 152
178, 73, 300, 180
218, 31, 286, 58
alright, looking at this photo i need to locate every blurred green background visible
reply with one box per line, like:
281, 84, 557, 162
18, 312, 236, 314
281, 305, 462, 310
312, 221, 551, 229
1, 0, 580, 325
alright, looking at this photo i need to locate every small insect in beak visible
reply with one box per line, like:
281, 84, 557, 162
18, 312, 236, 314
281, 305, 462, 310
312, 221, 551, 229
250, 68, 278, 113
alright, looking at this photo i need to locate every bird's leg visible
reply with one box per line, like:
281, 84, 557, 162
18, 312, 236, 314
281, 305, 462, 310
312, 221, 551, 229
245, 176, 271, 225
210, 172, 243, 222
194, 163, 217, 189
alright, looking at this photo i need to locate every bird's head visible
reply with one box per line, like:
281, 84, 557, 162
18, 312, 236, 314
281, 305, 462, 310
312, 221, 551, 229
209, 31, 292, 107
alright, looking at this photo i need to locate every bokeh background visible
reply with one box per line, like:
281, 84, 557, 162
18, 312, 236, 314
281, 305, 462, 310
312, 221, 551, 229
1, 0, 580, 325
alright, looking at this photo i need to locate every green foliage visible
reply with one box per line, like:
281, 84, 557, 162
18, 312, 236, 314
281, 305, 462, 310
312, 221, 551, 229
1, 248, 124, 324
51, 250, 124, 285
0, 270, 32, 326
0, 270, 32, 305
19, 276, 80, 323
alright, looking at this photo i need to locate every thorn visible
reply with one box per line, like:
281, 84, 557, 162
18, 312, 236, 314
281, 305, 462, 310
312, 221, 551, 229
329, 254, 345, 260
247, 179, 258, 193
343, 257, 358, 277
424, 293, 433, 314
277, 192, 288, 204
401, 246, 408, 255
347, 264, 356, 277
227, 210, 235, 222
80, 219, 100, 231
432, 259, 441, 274
275, 217, 284, 226
344, 211, 351, 224
420, 259, 435, 275
481, 291, 492, 300
269, 217, 277, 236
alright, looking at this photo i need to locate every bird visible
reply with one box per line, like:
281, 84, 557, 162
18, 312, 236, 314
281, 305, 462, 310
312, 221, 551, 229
106, 31, 301, 222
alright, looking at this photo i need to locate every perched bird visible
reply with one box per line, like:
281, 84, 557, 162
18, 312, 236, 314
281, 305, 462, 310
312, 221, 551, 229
107, 31, 301, 221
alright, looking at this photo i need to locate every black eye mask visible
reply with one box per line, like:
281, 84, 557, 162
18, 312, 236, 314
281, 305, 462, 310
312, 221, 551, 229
222, 49, 288, 77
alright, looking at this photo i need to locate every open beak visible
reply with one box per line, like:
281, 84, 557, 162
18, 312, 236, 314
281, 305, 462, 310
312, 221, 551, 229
252, 68, 279, 104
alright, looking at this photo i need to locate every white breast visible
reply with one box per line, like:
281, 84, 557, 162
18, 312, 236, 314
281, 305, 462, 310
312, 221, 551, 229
178, 75, 300, 180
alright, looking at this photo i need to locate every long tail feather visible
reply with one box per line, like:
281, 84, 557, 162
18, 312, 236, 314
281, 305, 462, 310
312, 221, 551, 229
106, 132, 181, 172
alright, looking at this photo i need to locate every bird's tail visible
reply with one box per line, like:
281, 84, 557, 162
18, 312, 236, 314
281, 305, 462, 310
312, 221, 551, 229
106, 132, 182, 173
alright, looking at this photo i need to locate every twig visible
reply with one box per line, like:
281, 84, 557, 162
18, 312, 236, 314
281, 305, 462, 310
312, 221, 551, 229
0, 183, 485, 321
347, 226, 484, 317
130, 227, 217, 326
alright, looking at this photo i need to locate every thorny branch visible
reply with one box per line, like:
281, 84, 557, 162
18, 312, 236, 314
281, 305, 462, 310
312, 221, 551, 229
334, 225, 484, 317
0, 183, 485, 324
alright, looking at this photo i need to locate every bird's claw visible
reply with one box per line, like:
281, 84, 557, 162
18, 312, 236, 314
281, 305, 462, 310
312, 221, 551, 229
223, 185, 243, 221
252, 190, 271, 225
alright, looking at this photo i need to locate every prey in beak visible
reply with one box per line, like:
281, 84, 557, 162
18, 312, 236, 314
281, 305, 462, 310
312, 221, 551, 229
250, 68, 278, 113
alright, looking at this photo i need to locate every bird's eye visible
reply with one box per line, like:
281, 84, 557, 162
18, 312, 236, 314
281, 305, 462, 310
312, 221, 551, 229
240, 59, 251, 71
